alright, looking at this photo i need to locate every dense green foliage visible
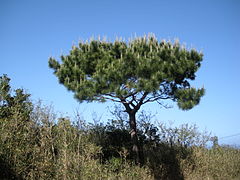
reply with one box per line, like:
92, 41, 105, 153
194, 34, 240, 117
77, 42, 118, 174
0, 75, 239, 180
49, 35, 204, 110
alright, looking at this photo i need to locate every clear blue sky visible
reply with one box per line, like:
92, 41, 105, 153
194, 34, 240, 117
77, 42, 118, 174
1, 0, 240, 146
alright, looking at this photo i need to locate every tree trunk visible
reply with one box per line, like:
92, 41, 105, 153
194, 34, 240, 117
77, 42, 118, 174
128, 111, 143, 165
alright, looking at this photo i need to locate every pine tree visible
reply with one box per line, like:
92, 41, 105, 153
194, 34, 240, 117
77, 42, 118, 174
49, 34, 205, 164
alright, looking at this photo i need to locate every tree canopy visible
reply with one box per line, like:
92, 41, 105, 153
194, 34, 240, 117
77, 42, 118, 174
49, 35, 205, 111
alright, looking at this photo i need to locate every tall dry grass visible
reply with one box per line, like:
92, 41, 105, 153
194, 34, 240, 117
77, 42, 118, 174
0, 75, 239, 179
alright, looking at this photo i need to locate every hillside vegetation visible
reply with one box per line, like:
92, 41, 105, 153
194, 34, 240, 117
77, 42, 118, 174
0, 75, 239, 180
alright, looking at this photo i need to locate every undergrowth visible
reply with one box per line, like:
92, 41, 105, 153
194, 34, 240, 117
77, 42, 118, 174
0, 75, 239, 180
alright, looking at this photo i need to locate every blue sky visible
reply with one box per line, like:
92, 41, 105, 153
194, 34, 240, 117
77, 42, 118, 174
1, 0, 240, 146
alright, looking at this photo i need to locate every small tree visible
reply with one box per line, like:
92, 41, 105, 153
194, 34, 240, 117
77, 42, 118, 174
0, 75, 34, 179
49, 34, 205, 164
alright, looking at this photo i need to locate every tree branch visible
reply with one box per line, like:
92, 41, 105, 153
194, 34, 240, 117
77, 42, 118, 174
134, 92, 148, 112
143, 96, 168, 104
95, 94, 122, 103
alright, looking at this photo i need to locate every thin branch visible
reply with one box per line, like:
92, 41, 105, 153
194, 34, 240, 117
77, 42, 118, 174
104, 93, 119, 98
156, 100, 173, 109
95, 94, 121, 103
143, 94, 170, 104
123, 91, 138, 99
134, 92, 148, 112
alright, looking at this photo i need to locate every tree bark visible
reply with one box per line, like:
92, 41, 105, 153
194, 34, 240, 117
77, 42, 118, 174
128, 111, 143, 165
